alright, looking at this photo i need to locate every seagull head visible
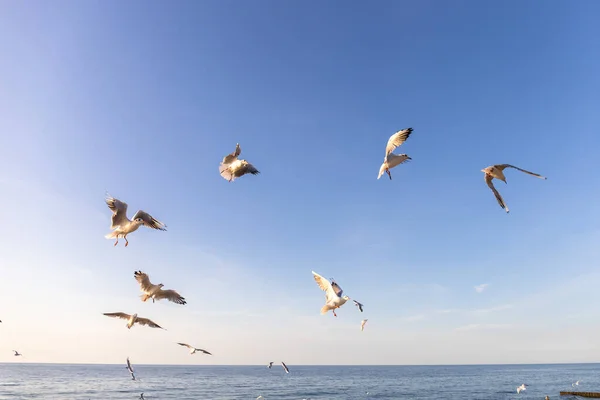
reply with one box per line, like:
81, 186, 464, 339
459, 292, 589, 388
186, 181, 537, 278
134, 217, 144, 225
342, 295, 350, 301
158, 283, 165, 288
132, 313, 138, 319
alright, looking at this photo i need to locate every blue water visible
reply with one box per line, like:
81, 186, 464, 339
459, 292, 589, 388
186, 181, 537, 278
0, 363, 598, 399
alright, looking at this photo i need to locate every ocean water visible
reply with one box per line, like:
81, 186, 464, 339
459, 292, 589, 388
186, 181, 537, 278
0, 363, 598, 399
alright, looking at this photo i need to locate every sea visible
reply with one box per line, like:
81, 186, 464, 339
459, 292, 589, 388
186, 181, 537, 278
0, 363, 598, 399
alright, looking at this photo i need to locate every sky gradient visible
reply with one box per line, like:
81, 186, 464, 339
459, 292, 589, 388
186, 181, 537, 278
1, 0, 599, 365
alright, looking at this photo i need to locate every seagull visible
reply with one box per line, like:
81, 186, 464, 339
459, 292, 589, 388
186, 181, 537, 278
361, 319, 368, 331
103, 312, 165, 330
517, 384, 527, 394
312, 271, 350, 317
177, 343, 212, 355
481, 164, 546, 213
353, 300, 364, 313
219, 143, 260, 182
281, 362, 290, 373
134, 271, 186, 305
140, 394, 145, 400
268, 362, 273, 369
13, 350, 22, 356
126, 357, 136, 380
377, 128, 414, 180
572, 380, 581, 387
256, 396, 263, 400
104, 196, 166, 246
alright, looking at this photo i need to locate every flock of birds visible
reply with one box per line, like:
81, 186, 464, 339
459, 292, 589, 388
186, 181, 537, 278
4, 132, 556, 398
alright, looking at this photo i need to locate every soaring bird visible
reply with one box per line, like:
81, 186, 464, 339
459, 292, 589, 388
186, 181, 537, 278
481, 164, 546, 213
126, 357, 136, 380
103, 312, 164, 330
377, 128, 414, 180
361, 319, 368, 331
267, 362, 274, 369
353, 300, 364, 313
134, 271, 186, 305
281, 362, 290, 374
177, 343, 212, 355
219, 143, 260, 182
572, 380, 582, 387
517, 384, 527, 394
13, 350, 22, 357
104, 196, 166, 246
312, 271, 350, 317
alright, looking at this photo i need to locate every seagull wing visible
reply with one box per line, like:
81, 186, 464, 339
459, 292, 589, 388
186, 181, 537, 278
281, 362, 289, 373
240, 161, 260, 176
312, 271, 338, 302
154, 289, 186, 305
377, 162, 387, 179
222, 143, 241, 164
126, 357, 134, 373
105, 197, 129, 229
135, 317, 164, 329
496, 164, 547, 180
131, 210, 167, 231
133, 271, 155, 293
331, 281, 344, 297
198, 348, 212, 355
485, 174, 509, 213
385, 128, 413, 156
177, 343, 193, 349
103, 312, 131, 320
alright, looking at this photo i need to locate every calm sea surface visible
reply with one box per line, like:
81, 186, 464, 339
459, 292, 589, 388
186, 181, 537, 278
0, 363, 598, 399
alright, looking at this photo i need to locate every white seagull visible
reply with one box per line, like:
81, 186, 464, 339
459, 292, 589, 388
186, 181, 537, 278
353, 300, 364, 312
572, 380, 581, 387
517, 384, 527, 394
126, 357, 136, 380
267, 362, 273, 369
13, 350, 22, 357
134, 271, 186, 305
177, 343, 212, 355
105, 196, 166, 246
281, 362, 290, 373
219, 143, 260, 182
103, 312, 165, 330
312, 271, 350, 317
481, 164, 546, 213
377, 128, 414, 180
361, 319, 368, 331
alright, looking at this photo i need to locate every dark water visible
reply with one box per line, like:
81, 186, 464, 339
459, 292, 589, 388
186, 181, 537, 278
0, 363, 598, 399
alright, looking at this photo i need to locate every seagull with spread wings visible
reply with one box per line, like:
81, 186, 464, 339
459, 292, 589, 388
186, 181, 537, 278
126, 357, 136, 380
312, 271, 350, 317
377, 128, 414, 180
219, 143, 260, 182
281, 362, 290, 374
517, 384, 527, 394
177, 343, 212, 355
13, 350, 22, 357
353, 300, 364, 312
104, 196, 166, 246
482, 164, 546, 213
103, 312, 165, 330
267, 362, 274, 369
134, 271, 186, 305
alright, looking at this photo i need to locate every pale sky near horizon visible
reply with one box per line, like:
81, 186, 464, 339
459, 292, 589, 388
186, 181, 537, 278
1, 1, 600, 365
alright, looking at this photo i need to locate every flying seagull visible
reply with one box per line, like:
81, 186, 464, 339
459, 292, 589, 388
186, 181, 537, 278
219, 143, 260, 182
104, 196, 166, 246
353, 300, 364, 312
134, 271, 186, 305
140, 394, 145, 400
481, 164, 546, 213
281, 362, 290, 373
517, 384, 527, 394
268, 362, 273, 369
13, 350, 22, 356
103, 312, 165, 330
177, 343, 212, 355
312, 271, 350, 317
377, 128, 414, 180
126, 357, 136, 380
361, 319, 368, 331
572, 380, 582, 387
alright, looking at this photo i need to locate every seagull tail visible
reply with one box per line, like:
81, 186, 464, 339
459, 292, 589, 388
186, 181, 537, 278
320, 305, 330, 315
105, 231, 119, 239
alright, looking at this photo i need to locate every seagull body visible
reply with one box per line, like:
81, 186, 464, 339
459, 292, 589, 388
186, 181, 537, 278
126, 357, 136, 380
177, 343, 212, 355
281, 362, 289, 373
13, 350, 22, 356
572, 380, 581, 387
134, 271, 186, 305
481, 164, 546, 213
312, 271, 350, 317
353, 300, 364, 313
105, 196, 166, 246
517, 384, 527, 394
268, 362, 273, 369
103, 312, 164, 330
377, 128, 414, 180
361, 319, 368, 331
219, 143, 260, 182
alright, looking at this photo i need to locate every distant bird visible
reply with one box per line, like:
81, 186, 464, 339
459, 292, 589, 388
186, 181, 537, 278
378, 128, 414, 180
134, 271, 186, 305
312, 271, 350, 317
13, 350, 22, 357
104, 196, 166, 246
140, 394, 145, 400
572, 380, 581, 387
353, 300, 364, 313
219, 143, 260, 182
256, 396, 263, 400
268, 362, 273, 369
177, 343, 212, 355
126, 357, 136, 380
481, 164, 546, 213
281, 362, 290, 373
103, 312, 165, 330
361, 319, 368, 331
517, 384, 527, 394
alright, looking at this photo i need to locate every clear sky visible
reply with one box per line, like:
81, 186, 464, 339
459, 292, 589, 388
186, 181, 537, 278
1, 0, 599, 365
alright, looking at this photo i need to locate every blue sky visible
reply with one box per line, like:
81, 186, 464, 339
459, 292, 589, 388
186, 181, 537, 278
1, 0, 599, 365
